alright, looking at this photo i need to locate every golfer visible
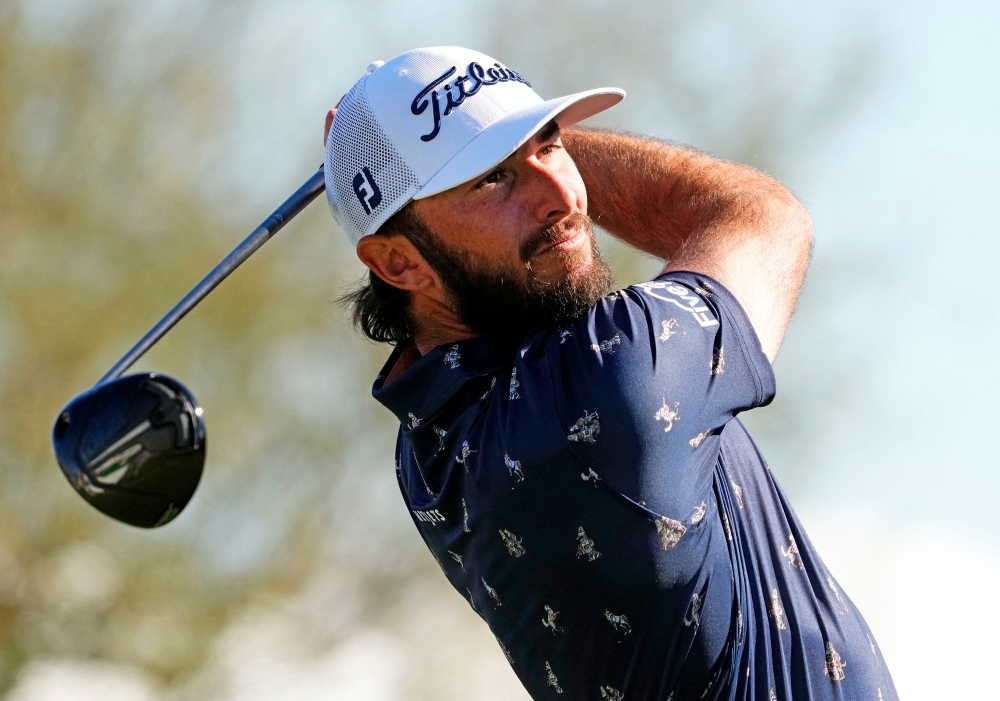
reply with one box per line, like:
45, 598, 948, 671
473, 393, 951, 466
323, 46, 898, 701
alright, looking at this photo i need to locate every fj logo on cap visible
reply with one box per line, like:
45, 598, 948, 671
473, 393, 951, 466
352, 166, 383, 215
411, 62, 532, 142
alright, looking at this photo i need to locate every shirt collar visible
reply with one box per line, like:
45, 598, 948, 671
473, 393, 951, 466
372, 337, 519, 426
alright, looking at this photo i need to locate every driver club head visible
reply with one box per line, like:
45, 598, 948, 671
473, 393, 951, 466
52, 373, 205, 528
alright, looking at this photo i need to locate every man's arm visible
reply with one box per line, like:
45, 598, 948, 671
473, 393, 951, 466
562, 128, 813, 362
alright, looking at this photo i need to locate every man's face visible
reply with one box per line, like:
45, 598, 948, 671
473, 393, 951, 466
408, 122, 613, 340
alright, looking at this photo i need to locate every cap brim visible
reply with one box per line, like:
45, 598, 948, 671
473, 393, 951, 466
414, 87, 625, 200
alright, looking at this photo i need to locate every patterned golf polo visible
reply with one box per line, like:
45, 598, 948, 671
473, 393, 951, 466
373, 272, 898, 701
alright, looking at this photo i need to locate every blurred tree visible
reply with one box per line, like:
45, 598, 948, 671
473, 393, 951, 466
0, 0, 243, 689
0, 0, 397, 692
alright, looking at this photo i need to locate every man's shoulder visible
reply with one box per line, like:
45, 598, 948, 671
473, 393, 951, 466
629, 276, 723, 330
522, 274, 725, 379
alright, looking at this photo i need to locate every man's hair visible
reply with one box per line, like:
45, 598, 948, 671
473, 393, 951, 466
339, 203, 426, 346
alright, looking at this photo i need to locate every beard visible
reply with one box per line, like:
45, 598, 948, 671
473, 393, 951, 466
404, 211, 614, 343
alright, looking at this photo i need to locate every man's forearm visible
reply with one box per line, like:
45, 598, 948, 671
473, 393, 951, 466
563, 128, 798, 261
563, 127, 813, 361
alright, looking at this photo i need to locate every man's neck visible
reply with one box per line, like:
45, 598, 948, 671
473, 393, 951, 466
413, 327, 476, 356
409, 292, 476, 356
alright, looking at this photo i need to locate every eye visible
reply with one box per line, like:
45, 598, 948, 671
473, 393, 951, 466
476, 167, 505, 188
539, 138, 562, 157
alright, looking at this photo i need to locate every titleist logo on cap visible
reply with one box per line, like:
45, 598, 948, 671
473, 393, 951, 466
411, 62, 532, 142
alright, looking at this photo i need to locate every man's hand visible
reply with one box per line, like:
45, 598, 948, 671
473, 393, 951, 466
563, 129, 813, 362
323, 108, 336, 146
322, 95, 346, 146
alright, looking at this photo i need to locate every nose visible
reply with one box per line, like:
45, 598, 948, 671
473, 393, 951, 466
525, 156, 577, 225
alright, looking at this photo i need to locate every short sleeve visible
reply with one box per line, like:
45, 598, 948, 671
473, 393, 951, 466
541, 271, 775, 518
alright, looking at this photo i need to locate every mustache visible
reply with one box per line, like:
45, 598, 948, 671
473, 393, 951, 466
518, 212, 594, 264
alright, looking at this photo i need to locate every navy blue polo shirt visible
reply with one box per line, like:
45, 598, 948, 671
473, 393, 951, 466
373, 271, 898, 701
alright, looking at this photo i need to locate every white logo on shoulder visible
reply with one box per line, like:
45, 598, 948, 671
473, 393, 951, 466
635, 281, 720, 328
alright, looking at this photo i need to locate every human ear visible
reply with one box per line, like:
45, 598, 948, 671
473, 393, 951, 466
356, 234, 437, 292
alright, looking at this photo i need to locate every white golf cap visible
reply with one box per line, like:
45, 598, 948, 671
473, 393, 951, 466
325, 46, 625, 247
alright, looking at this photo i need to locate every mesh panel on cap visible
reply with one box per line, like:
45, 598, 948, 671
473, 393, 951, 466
326, 79, 420, 246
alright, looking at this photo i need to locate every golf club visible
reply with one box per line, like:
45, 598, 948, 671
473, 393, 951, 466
51, 167, 326, 528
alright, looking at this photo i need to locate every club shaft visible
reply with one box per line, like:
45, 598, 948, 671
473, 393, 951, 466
98, 167, 327, 385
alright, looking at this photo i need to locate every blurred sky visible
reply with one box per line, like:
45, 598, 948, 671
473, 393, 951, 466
7, 0, 1000, 699
792, 0, 1000, 519
746, 0, 1000, 695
